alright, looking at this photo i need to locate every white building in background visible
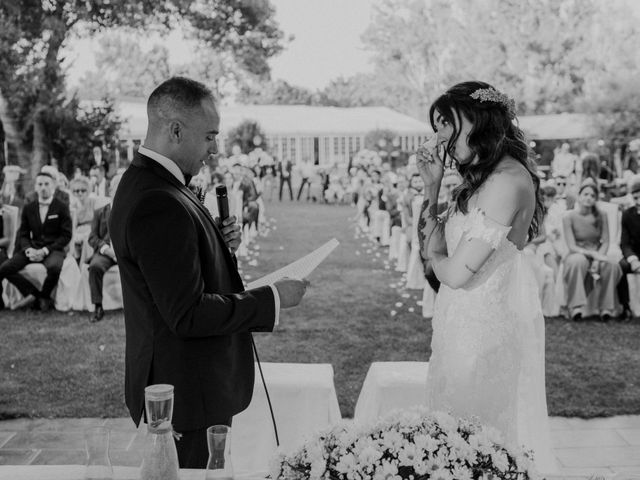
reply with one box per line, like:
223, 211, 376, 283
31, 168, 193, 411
110, 100, 598, 168
114, 100, 432, 165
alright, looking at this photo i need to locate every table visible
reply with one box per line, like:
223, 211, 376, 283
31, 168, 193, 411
232, 362, 341, 473
353, 361, 429, 425
0, 465, 263, 479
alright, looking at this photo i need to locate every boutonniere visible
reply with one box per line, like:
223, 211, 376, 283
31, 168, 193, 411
189, 185, 206, 205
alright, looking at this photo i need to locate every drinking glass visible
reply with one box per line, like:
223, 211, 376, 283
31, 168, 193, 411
84, 426, 113, 480
205, 425, 234, 479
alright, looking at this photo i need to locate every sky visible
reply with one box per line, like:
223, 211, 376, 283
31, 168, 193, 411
268, 0, 375, 89
65, 0, 376, 91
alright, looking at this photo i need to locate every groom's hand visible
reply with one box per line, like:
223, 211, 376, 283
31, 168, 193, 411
216, 215, 242, 253
274, 277, 309, 308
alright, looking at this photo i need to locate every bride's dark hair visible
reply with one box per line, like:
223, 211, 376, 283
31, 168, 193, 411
428, 80, 544, 240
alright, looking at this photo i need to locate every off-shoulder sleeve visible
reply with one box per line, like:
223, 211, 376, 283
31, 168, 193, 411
463, 207, 512, 249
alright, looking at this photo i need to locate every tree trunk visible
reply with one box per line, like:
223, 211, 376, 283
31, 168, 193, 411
0, 86, 33, 186
31, 13, 67, 181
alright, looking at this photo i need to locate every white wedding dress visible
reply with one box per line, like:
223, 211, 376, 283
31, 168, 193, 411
426, 207, 557, 475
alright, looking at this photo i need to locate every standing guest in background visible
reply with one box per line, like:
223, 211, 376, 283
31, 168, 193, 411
618, 177, 640, 320
90, 165, 108, 197
296, 160, 314, 201
579, 153, 602, 189
0, 171, 72, 311
109, 77, 308, 468
87, 174, 122, 323
277, 157, 293, 201
551, 142, 578, 179
562, 180, 622, 321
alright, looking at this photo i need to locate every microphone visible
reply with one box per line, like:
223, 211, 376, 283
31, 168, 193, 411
216, 185, 229, 221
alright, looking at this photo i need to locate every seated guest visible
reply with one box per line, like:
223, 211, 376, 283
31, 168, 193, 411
562, 180, 622, 322
617, 177, 640, 320
69, 176, 96, 263
0, 171, 72, 311
87, 174, 122, 322
535, 185, 563, 278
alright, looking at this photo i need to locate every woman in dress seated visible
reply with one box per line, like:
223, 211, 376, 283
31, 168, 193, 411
562, 180, 622, 321
69, 176, 96, 263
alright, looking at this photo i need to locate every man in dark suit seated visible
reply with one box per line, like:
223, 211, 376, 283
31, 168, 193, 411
618, 177, 640, 320
0, 171, 72, 311
87, 174, 122, 323
109, 77, 309, 468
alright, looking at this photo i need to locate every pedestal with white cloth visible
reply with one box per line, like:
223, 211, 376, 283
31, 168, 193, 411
353, 361, 429, 425
232, 362, 342, 474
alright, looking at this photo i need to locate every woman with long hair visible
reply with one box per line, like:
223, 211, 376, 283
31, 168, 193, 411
416, 81, 556, 474
562, 180, 622, 321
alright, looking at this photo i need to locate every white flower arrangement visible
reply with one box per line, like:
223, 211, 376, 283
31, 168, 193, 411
270, 407, 537, 480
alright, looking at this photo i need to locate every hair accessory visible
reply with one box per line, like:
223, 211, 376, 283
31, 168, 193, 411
470, 88, 517, 119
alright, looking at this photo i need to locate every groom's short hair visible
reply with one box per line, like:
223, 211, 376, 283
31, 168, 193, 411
147, 77, 214, 122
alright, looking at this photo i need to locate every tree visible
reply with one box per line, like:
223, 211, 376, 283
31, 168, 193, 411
361, 0, 640, 118
0, 0, 285, 187
77, 34, 173, 99
225, 120, 266, 156
236, 79, 317, 105
47, 97, 123, 176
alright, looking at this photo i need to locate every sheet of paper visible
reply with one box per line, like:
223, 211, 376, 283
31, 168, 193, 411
246, 238, 339, 289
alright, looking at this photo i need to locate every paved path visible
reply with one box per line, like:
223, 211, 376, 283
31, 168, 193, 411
1, 416, 640, 479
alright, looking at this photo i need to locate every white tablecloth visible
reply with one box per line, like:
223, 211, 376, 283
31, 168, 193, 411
0, 465, 263, 479
353, 361, 429, 425
232, 362, 342, 474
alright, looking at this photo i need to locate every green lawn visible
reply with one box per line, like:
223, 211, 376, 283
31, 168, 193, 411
1, 200, 639, 420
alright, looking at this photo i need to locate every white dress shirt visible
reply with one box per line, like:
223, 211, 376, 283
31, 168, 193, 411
138, 145, 280, 325
38, 197, 53, 224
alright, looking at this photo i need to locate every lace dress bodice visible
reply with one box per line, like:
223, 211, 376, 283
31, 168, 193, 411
426, 208, 557, 475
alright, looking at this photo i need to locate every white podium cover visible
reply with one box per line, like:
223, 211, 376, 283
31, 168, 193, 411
0, 466, 263, 479
232, 362, 341, 474
353, 361, 429, 425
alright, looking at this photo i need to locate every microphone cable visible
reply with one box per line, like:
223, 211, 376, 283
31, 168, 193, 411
251, 335, 280, 447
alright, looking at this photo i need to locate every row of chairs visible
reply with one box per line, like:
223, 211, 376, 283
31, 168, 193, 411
366, 199, 640, 318
1, 201, 122, 312
2, 188, 264, 311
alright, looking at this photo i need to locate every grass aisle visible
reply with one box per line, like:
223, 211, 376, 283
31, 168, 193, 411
1, 199, 639, 419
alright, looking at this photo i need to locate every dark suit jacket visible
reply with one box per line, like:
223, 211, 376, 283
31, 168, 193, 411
621, 206, 640, 260
88, 203, 112, 256
17, 198, 72, 252
110, 153, 276, 431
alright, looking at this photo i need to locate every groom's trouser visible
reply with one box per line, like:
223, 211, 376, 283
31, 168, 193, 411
175, 417, 232, 468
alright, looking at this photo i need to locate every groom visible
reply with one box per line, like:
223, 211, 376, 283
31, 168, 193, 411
109, 76, 308, 468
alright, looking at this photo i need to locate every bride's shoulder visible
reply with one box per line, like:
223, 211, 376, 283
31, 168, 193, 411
485, 157, 533, 193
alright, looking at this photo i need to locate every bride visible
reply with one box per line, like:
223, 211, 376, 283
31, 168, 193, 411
417, 81, 557, 474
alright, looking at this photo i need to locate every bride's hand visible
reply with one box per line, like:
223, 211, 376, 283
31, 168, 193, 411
416, 137, 444, 188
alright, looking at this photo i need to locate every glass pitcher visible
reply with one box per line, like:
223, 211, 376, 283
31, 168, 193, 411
140, 384, 180, 480
205, 425, 234, 480
84, 426, 113, 480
